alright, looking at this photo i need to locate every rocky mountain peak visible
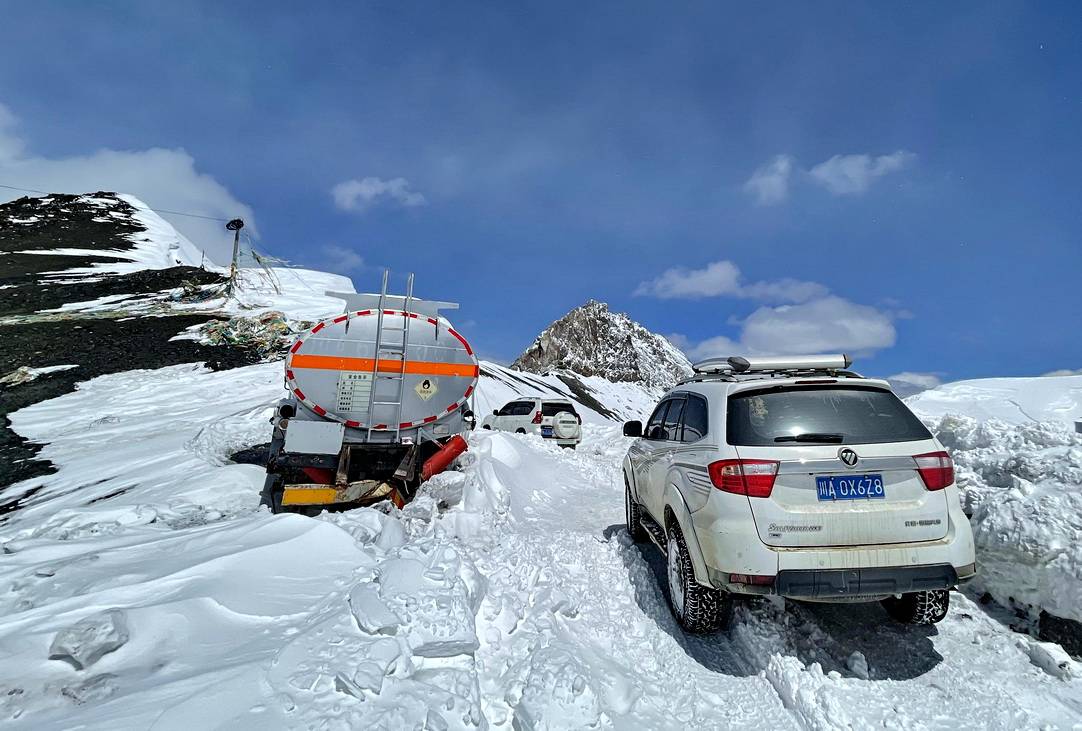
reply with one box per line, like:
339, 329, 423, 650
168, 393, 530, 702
510, 300, 692, 393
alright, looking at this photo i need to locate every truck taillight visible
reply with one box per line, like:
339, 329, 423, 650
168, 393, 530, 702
532, 411, 542, 424
914, 451, 954, 490
708, 459, 779, 498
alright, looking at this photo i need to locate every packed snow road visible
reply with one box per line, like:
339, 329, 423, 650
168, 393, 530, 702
0, 362, 1080, 729
461, 429, 1081, 730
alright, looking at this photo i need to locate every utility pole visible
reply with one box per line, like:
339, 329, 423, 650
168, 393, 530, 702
225, 218, 245, 296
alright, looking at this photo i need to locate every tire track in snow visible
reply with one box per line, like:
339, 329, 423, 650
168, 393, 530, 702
459, 429, 799, 729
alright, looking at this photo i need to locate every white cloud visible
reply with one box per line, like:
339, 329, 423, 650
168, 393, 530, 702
321, 244, 364, 272
740, 296, 896, 355
635, 260, 740, 298
808, 151, 915, 196
1042, 368, 1082, 377
743, 154, 793, 205
634, 259, 827, 303
0, 102, 253, 265
332, 177, 427, 213
743, 150, 915, 204
674, 295, 897, 363
681, 334, 743, 361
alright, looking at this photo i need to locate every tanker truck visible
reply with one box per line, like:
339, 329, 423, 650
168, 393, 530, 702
260, 272, 478, 514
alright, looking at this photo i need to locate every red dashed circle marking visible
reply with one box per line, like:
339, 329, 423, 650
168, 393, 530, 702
285, 309, 478, 430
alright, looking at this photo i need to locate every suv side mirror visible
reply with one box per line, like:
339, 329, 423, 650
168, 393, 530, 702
623, 420, 643, 438
492, 409, 500, 416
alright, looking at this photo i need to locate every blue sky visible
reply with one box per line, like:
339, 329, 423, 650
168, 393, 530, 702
1, 2, 1080, 382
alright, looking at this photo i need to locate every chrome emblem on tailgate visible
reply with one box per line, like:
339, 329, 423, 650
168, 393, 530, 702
838, 448, 859, 467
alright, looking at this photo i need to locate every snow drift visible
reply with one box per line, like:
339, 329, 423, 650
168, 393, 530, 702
907, 374, 1082, 426
910, 377, 1082, 629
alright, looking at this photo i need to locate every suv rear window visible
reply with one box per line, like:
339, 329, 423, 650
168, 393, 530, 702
542, 402, 578, 417
726, 386, 932, 446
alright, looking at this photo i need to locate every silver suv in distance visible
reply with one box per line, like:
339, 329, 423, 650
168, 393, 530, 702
622, 355, 976, 633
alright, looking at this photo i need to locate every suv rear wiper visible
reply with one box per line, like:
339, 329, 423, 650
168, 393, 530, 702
774, 433, 844, 443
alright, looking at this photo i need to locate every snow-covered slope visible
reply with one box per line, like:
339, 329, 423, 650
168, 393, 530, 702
907, 374, 1082, 425
511, 300, 692, 395
7, 193, 205, 277
476, 361, 657, 424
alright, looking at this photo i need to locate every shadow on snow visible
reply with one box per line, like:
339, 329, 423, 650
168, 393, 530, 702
602, 523, 945, 682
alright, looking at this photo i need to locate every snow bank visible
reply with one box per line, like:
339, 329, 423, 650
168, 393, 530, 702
922, 412, 1082, 625
907, 374, 1082, 627
217, 266, 357, 322
0, 361, 499, 728
907, 373, 1082, 425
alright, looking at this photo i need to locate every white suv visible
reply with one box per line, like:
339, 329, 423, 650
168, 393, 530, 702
482, 397, 582, 448
622, 354, 976, 633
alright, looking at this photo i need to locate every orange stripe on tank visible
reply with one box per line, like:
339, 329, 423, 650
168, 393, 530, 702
289, 354, 479, 378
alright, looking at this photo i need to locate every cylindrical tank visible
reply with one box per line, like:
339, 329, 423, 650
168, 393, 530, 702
283, 308, 479, 435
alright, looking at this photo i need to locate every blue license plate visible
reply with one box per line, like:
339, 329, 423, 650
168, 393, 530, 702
541, 426, 553, 437
816, 474, 885, 501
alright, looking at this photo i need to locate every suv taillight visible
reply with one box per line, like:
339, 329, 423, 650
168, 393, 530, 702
532, 411, 542, 424
914, 451, 954, 490
708, 459, 779, 498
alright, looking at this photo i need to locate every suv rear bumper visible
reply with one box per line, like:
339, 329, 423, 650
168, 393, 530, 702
773, 563, 971, 600
689, 486, 977, 595
715, 562, 976, 599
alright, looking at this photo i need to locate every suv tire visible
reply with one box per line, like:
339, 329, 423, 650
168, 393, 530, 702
624, 480, 647, 543
881, 590, 950, 625
666, 522, 732, 633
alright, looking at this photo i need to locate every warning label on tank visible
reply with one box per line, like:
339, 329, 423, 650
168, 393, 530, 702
336, 372, 373, 412
415, 378, 438, 401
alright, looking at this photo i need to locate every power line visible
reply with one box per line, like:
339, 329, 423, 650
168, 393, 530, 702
0, 182, 233, 222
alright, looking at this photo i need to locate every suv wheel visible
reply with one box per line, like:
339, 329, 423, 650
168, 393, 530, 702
624, 480, 646, 542
881, 590, 950, 625
665, 523, 732, 633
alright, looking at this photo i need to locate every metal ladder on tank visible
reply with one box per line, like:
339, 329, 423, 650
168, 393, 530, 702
366, 270, 414, 442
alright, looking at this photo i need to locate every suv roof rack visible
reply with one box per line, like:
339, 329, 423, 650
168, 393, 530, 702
676, 354, 864, 386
